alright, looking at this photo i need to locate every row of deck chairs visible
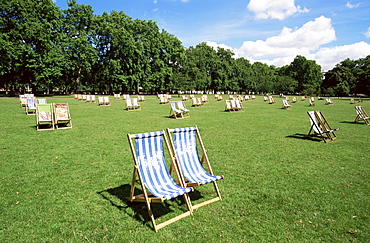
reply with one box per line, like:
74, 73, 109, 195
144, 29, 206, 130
36, 103, 72, 131
127, 126, 223, 231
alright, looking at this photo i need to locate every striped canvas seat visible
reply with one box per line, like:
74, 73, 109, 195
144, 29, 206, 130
169, 101, 183, 119
354, 106, 370, 125
167, 126, 223, 209
127, 131, 193, 231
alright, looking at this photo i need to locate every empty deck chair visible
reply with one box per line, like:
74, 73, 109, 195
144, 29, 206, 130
292, 97, 297, 103
138, 95, 145, 102
182, 95, 189, 101
126, 98, 134, 110
191, 97, 202, 107
20, 95, 27, 108
169, 101, 184, 119
37, 98, 47, 104
354, 106, 370, 125
91, 95, 96, 103
54, 103, 72, 129
127, 131, 193, 232
26, 98, 37, 115
309, 97, 315, 106
159, 95, 169, 104
167, 126, 223, 210
102, 96, 110, 106
305, 111, 339, 143
177, 101, 190, 118
36, 104, 54, 131
282, 99, 291, 109
268, 96, 275, 104
132, 98, 141, 110
98, 97, 104, 105
325, 98, 334, 105
114, 94, 120, 99
86, 95, 91, 102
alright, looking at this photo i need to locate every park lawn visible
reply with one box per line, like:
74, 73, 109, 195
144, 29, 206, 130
0, 95, 369, 242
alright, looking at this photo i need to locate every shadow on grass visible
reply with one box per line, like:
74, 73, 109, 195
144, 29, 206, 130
286, 133, 322, 142
97, 184, 203, 226
340, 121, 365, 125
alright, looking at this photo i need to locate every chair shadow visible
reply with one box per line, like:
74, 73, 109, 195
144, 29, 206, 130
339, 121, 364, 125
285, 133, 322, 142
97, 184, 202, 226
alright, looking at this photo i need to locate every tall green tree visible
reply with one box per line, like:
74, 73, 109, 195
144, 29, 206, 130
285, 55, 322, 95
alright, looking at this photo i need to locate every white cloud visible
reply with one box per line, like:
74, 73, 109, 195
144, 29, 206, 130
247, 0, 309, 20
346, 1, 361, 8
365, 27, 370, 38
234, 16, 335, 60
206, 16, 370, 70
312, 42, 370, 70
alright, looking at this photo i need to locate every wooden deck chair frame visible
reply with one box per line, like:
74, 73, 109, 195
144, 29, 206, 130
305, 111, 339, 143
354, 106, 370, 125
167, 126, 223, 210
169, 101, 184, 119
36, 104, 54, 131
132, 98, 141, 110
127, 131, 193, 232
54, 103, 72, 129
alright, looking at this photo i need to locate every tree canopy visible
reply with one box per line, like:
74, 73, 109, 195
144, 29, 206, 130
1, 0, 368, 96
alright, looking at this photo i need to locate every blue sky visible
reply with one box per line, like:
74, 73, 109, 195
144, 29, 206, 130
54, 0, 370, 70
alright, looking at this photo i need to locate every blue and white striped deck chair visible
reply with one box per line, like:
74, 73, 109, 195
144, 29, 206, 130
26, 98, 37, 115
127, 131, 193, 232
167, 126, 223, 210
177, 101, 190, 118
169, 101, 183, 119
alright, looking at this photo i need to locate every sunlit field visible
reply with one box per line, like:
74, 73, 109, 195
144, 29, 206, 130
1, 94, 369, 242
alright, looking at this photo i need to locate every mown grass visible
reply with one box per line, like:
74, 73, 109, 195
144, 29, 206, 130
0, 95, 369, 242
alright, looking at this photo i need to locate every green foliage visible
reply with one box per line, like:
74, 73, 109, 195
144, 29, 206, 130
1, 96, 369, 241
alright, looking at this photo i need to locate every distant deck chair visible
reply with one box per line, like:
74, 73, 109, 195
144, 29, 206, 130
126, 98, 134, 110
159, 95, 169, 104
305, 111, 339, 143
309, 97, 315, 106
20, 95, 27, 107
225, 100, 233, 111
26, 98, 37, 115
91, 95, 96, 103
138, 95, 145, 102
132, 98, 141, 110
354, 106, 370, 125
77, 94, 83, 101
325, 98, 334, 105
98, 97, 104, 105
169, 101, 184, 119
86, 95, 91, 102
182, 95, 188, 101
54, 103, 72, 129
282, 99, 291, 109
37, 98, 47, 104
167, 126, 223, 210
103, 97, 110, 106
36, 104, 54, 131
191, 97, 202, 107
127, 131, 193, 232
268, 96, 275, 104
177, 101, 190, 118
292, 97, 297, 103
114, 94, 120, 99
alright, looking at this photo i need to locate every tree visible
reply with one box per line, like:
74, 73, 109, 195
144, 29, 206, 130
285, 55, 322, 95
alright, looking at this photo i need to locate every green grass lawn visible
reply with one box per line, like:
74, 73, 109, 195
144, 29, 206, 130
1, 95, 369, 242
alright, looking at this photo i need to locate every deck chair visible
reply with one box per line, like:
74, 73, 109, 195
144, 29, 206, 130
77, 94, 83, 101
159, 95, 169, 104
268, 96, 275, 104
292, 97, 297, 103
36, 104, 54, 131
282, 99, 291, 109
235, 99, 244, 111
309, 97, 315, 106
114, 94, 120, 99
138, 95, 145, 102
167, 126, 223, 210
177, 101, 190, 118
132, 98, 141, 110
127, 131, 193, 232
305, 111, 339, 143
20, 95, 27, 107
54, 103, 72, 129
37, 98, 47, 104
26, 98, 37, 115
225, 100, 233, 111
169, 101, 184, 119
126, 98, 134, 110
191, 97, 202, 107
325, 98, 334, 105
103, 96, 110, 106
182, 95, 188, 101
354, 106, 370, 125
91, 95, 96, 103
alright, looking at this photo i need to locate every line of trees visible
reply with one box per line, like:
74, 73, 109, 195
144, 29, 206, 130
1, 0, 369, 96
